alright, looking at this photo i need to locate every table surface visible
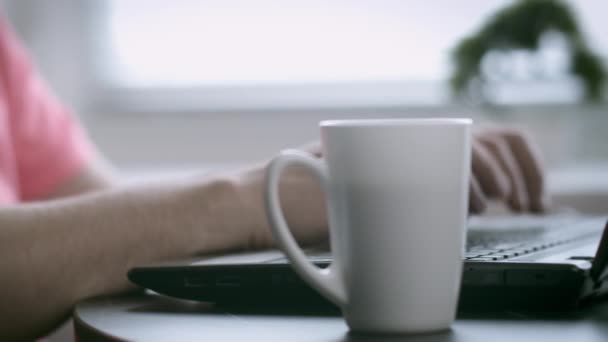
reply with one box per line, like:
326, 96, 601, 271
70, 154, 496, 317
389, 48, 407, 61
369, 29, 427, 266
74, 293, 608, 342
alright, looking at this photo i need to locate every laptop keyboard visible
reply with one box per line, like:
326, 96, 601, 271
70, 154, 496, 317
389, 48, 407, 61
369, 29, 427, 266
465, 215, 602, 261
281, 215, 604, 264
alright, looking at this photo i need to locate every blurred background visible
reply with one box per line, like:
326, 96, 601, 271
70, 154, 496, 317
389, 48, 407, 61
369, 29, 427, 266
1, 0, 607, 205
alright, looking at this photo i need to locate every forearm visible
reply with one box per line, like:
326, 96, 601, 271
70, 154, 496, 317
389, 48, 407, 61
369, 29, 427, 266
0, 175, 248, 341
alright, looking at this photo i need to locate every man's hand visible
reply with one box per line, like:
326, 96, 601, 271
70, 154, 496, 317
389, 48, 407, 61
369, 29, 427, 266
470, 127, 548, 214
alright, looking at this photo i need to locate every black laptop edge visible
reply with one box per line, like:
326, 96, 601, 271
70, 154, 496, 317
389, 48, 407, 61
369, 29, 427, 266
128, 219, 608, 311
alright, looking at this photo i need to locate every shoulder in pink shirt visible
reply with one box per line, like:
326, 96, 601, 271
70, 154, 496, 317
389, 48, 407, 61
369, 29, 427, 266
0, 17, 95, 204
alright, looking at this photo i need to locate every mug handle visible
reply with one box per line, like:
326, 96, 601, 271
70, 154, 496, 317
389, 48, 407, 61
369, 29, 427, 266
264, 149, 347, 307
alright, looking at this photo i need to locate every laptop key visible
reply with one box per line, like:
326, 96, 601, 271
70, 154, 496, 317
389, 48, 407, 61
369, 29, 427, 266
465, 253, 483, 258
468, 256, 503, 261
492, 253, 510, 259
466, 249, 500, 255
512, 247, 532, 253
506, 250, 528, 257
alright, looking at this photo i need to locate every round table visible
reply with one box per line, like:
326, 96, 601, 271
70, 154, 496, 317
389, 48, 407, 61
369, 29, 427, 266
74, 294, 608, 341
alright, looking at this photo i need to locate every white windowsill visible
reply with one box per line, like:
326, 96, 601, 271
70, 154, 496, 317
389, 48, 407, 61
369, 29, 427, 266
89, 78, 585, 114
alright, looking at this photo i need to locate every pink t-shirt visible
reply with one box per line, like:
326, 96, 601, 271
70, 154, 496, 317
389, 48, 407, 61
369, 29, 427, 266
0, 18, 94, 203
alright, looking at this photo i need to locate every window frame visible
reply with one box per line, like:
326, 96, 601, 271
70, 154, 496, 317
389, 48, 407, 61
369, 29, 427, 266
86, 0, 601, 114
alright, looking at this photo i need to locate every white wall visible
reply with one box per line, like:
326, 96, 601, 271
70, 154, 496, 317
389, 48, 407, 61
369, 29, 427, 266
0, 0, 97, 111
2, 0, 608, 173
83, 105, 608, 168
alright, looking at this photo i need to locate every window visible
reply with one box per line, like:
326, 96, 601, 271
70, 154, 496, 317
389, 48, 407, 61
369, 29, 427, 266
96, 0, 608, 111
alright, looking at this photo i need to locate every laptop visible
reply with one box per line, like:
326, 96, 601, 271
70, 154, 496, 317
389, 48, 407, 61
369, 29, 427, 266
128, 213, 608, 311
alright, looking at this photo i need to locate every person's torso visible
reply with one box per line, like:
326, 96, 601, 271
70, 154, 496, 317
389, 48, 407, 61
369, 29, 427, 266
0, 93, 20, 204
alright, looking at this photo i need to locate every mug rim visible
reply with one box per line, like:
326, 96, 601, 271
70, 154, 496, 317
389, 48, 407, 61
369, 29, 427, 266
320, 118, 472, 127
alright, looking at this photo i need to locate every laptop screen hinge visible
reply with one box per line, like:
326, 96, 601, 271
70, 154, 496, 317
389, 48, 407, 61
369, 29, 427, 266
590, 220, 608, 284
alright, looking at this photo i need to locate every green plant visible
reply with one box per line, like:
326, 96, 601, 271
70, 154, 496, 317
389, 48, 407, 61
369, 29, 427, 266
450, 0, 606, 102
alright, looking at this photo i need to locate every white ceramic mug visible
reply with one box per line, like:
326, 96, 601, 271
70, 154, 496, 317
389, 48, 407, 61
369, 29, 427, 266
264, 118, 472, 334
